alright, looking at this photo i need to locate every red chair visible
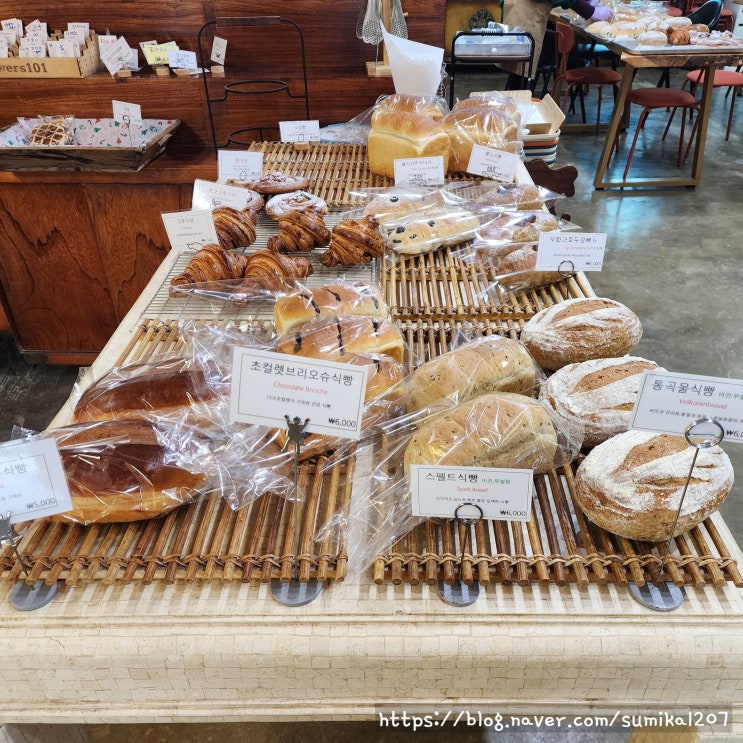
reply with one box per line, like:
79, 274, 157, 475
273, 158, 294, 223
685, 68, 743, 140
551, 22, 622, 135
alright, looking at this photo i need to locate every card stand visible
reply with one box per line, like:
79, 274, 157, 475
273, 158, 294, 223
628, 418, 725, 612
1, 512, 59, 611
270, 416, 324, 607
437, 503, 483, 607
557, 259, 577, 299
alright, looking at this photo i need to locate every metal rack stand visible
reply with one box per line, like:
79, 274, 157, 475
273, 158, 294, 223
197, 16, 311, 155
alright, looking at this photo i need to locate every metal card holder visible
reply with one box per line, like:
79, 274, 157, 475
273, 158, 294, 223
628, 417, 725, 612
437, 503, 483, 607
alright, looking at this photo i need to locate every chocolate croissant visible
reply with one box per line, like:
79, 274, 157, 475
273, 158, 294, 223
169, 244, 247, 292
212, 206, 257, 250
320, 216, 386, 267
266, 210, 331, 253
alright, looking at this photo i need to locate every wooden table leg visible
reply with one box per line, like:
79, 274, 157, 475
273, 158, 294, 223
689, 64, 716, 184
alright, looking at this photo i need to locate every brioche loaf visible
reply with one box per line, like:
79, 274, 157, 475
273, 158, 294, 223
49, 419, 206, 525
367, 111, 451, 179
520, 297, 643, 370
574, 430, 734, 541
540, 356, 661, 448
385, 209, 480, 255
273, 283, 388, 334
362, 190, 447, 226
374, 93, 446, 121
406, 335, 540, 413
404, 391, 558, 474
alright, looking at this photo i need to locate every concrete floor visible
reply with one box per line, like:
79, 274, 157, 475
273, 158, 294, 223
0, 65, 740, 742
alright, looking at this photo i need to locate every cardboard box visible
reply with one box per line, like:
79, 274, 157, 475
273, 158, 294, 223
469, 90, 566, 135
0, 31, 104, 79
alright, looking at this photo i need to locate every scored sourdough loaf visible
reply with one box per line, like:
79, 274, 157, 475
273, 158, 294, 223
540, 356, 662, 447
405, 335, 540, 413
574, 430, 734, 542
520, 297, 643, 370
49, 419, 207, 525
273, 283, 388, 334
404, 391, 558, 474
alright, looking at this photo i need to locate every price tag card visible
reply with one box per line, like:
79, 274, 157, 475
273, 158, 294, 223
161, 208, 219, 252
63, 29, 84, 44
467, 144, 519, 182
217, 150, 263, 181
192, 179, 250, 210
47, 39, 79, 58
100, 37, 131, 75
279, 120, 320, 143
0, 37, 9, 58
67, 22, 90, 38
112, 100, 142, 126
410, 465, 533, 521
143, 41, 178, 66
211, 36, 227, 65
1, 19, 23, 44
19, 41, 46, 58
535, 232, 607, 272
0, 438, 72, 524
230, 348, 367, 440
393, 156, 445, 187
630, 370, 743, 444
168, 49, 197, 70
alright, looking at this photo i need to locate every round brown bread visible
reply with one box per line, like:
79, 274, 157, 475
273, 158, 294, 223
574, 430, 734, 542
540, 356, 662, 448
405, 335, 540, 413
404, 391, 558, 475
519, 297, 643, 370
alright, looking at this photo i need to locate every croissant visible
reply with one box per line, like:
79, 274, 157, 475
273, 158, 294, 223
212, 206, 257, 250
320, 216, 386, 267
230, 249, 314, 298
666, 28, 691, 45
266, 210, 331, 253
169, 243, 247, 293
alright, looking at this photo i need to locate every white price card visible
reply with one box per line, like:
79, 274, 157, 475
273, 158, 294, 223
168, 49, 197, 70
112, 100, 143, 126
393, 156, 446, 187
279, 119, 320, 143
211, 36, 227, 65
230, 348, 368, 440
0, 37, 8, 58
161, 208, 219, 252
192, 179, 250, 210
1, 19, 22, 44
100, 37, 131, 75
0, 438, 72, 524
535, 232, 607, 272
67, 22, 90, 38
630, 370, 743, 444
467, 144, 519, 182
410, 465, 533, 521
217, 150, 263, 181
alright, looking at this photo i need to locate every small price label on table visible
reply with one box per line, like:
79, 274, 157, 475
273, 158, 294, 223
630, 371, 743, 443
217, 150, 263, 182
466, 144, 519, 182
410, 465, 533, 520
192, 179, 251, 210
112, 100, 143, 126
393, 156, 446, 187
230, 348, 367, 440
279, 120, 320, 143
535, 232, 607, 272
161, 208, 219, 251
168, 49, 197, 70
0, 437, 72, 524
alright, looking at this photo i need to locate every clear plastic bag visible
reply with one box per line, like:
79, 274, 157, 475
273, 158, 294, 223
27, 114, 75, 146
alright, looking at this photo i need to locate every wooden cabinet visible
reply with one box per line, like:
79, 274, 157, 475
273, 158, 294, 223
0, 0, 445, 363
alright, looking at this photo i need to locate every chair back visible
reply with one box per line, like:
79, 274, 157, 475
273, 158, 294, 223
687, 0, 723, 29
554, 22, 576, 77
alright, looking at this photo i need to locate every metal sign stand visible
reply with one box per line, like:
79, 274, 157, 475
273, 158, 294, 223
270, 416, 324, 607
1, 512, 59, 611
438, 503, 483, 607
628, 417, 725, 612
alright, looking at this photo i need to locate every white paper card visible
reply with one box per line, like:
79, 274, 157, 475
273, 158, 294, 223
19, 41, 46, 58
467, 144, 519, 181
211, 36, 227, 65
139, 40, 158, 54
535, 232, 606, 272
0, 38, 8, 57
410, 465, 533, 521
161, 208, 220, 252
230, 348, 367, 440
112, 100, 143, 126
0, 438, 73, 524
1, 19, 22, 44
217, 150, 263, 181
630, 370, 743, 444
393, 156, 446, 187
67, 22, 90, 38
279, 120, 320, 143
192, 179, 250, 210
100, 37, 131, 75
168, 49, 197, 69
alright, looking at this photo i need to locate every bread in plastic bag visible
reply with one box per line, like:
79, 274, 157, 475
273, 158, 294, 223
28, 114, 75, 146
319, 216, 386, 267
471, 242, 571, 292
383, 206, 481, 255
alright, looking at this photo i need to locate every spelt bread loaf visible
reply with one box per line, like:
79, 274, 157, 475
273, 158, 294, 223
540, 356, 662, 447
404, 391, 558, 474
520, 297, 643, 370
574, 430, 734, 542
406, 335, 540, 413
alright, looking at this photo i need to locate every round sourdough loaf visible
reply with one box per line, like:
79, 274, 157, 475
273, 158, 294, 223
540, 356, 661, 447
520, 297, 642, 370
404, 391, 558, 474
574, 430, 734, 542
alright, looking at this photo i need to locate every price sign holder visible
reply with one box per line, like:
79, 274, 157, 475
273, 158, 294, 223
628, 417, 724, 612
269, 415, 324, 607
557, 258, 575, 296
1, 512, 59, 611
437, 503, 483, 607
